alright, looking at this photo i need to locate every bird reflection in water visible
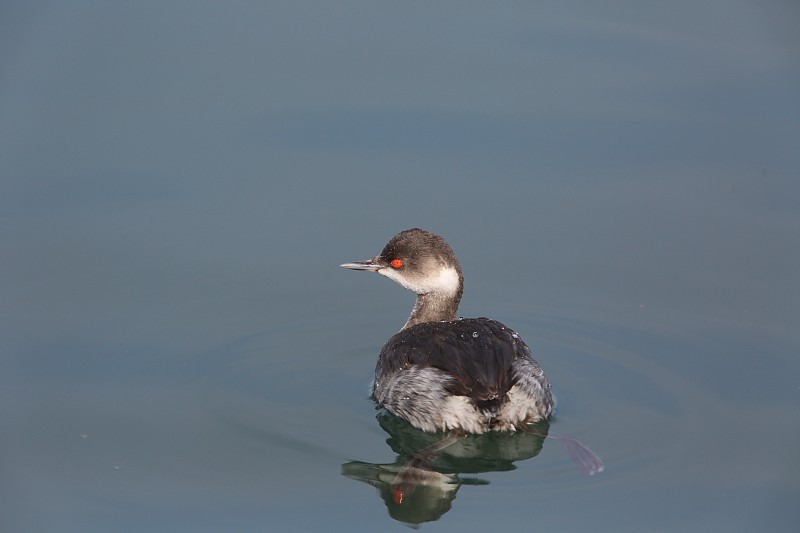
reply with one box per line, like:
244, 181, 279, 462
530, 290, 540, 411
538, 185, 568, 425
342, 411, 602, 526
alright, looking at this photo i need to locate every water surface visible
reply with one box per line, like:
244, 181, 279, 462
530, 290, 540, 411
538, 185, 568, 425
1, 2, 798, 531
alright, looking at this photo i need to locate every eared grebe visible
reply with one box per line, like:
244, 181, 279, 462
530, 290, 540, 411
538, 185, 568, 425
341, 228, 553, 434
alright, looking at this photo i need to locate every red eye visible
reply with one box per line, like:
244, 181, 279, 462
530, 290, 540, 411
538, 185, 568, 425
391, 259, 403, 268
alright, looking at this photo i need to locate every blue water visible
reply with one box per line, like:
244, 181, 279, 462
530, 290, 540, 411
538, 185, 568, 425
2, 2, 798, 531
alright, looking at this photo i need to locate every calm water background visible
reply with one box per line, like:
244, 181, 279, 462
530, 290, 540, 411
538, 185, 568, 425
2, 2, 798, 531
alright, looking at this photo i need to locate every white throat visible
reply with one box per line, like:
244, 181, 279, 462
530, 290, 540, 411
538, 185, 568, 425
379, 265, 461, 296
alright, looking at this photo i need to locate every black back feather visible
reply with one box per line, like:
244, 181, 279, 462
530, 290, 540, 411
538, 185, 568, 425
375, 318, 531, 402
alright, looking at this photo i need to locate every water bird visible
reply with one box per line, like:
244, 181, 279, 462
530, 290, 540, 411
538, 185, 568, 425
341, 228, 553, 434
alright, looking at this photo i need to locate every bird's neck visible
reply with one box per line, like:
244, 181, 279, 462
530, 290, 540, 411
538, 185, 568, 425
402, 288, 463, 330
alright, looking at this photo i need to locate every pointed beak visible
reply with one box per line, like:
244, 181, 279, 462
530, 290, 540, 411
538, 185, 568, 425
340, 259, 382, 272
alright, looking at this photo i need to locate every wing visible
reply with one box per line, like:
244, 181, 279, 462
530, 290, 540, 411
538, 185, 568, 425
375, 318, 530, 402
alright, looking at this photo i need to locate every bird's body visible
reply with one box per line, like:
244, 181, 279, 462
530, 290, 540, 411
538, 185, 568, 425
342, 228, 552, 434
